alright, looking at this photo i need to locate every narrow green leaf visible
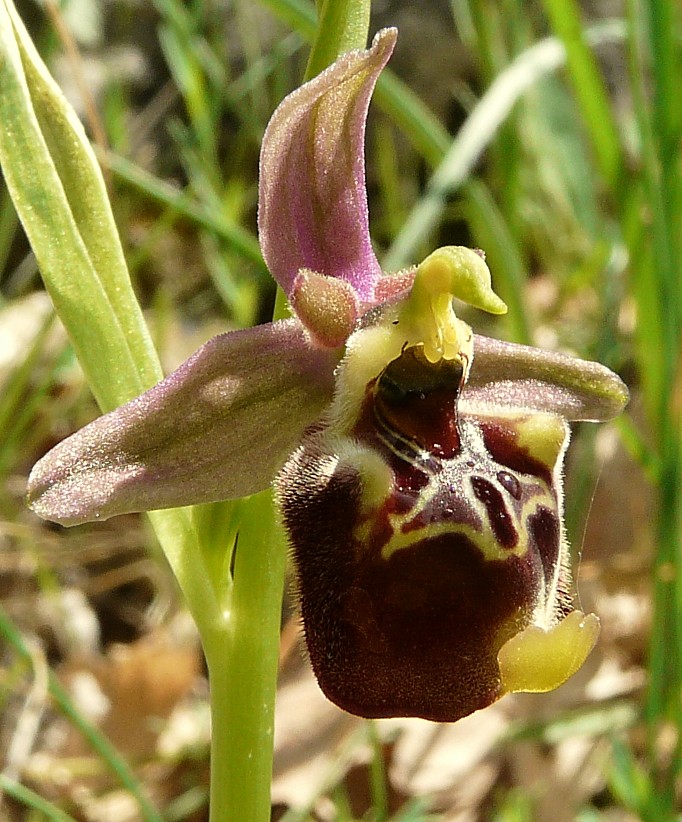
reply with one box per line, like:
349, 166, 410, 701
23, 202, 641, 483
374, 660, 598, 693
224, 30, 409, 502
609, 736, 652, 816
0, 775, 79, 822
383, 20, 626, 271
103, 149, 265, 266
0, 0, 161, 410
383, 36, 566, 271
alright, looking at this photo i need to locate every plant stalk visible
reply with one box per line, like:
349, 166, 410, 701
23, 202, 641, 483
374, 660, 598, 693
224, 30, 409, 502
205, 491, 287, 822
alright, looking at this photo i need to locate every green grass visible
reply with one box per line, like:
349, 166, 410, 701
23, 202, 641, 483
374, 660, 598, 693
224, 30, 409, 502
1, 0, 680, 819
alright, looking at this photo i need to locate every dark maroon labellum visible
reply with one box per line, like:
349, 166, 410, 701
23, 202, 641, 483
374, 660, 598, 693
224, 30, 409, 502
277, 345, 570, 722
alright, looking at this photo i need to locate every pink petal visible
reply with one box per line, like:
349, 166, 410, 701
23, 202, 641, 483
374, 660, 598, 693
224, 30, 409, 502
464, 335, 629, 421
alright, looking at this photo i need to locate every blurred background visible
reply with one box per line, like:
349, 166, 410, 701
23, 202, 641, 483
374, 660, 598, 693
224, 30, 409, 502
0, 0, 676, 819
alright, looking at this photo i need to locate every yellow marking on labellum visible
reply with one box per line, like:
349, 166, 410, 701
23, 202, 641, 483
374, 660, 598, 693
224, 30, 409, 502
514, 412, 568, 470
335, 438, 394, 514
351, 414, 559, 564
463, 406, 568, 471
497, 610, 600, 693
380, 519, 517, 563
379, 487, 554, 564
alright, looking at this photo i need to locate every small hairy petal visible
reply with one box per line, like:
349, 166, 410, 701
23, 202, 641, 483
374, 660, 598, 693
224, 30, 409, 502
464, 334, 629, 421
258, 28, 396, 301
28, 320, 338, 525
290, 269, 359, 348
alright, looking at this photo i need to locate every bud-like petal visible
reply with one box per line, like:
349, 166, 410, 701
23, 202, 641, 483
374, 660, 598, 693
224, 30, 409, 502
258, 28, 396, 301
290, 269, 360, 348
28, 320, 338, 525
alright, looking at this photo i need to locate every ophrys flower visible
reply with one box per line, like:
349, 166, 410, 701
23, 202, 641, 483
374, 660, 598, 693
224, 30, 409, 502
28, 29, 628, 722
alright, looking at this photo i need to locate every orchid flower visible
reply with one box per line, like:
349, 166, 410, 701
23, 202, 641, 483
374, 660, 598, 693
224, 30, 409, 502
27, 29, 628, 723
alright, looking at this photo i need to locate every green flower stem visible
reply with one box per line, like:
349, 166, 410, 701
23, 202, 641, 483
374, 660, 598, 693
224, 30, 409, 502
304, 0, 371, 79
204, 491, 287, 822
367, 721, 389, 820
204, 6, 376, 819
260, 0, 451, 167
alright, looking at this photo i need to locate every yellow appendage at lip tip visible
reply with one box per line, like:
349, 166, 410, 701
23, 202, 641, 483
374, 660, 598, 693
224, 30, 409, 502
398, 246, 508, 365
497, 610, 600, 694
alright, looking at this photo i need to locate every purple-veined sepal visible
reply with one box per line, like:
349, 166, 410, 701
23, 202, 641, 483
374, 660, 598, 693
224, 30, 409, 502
27, 320, 339, 525
258, 28, 396, 303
